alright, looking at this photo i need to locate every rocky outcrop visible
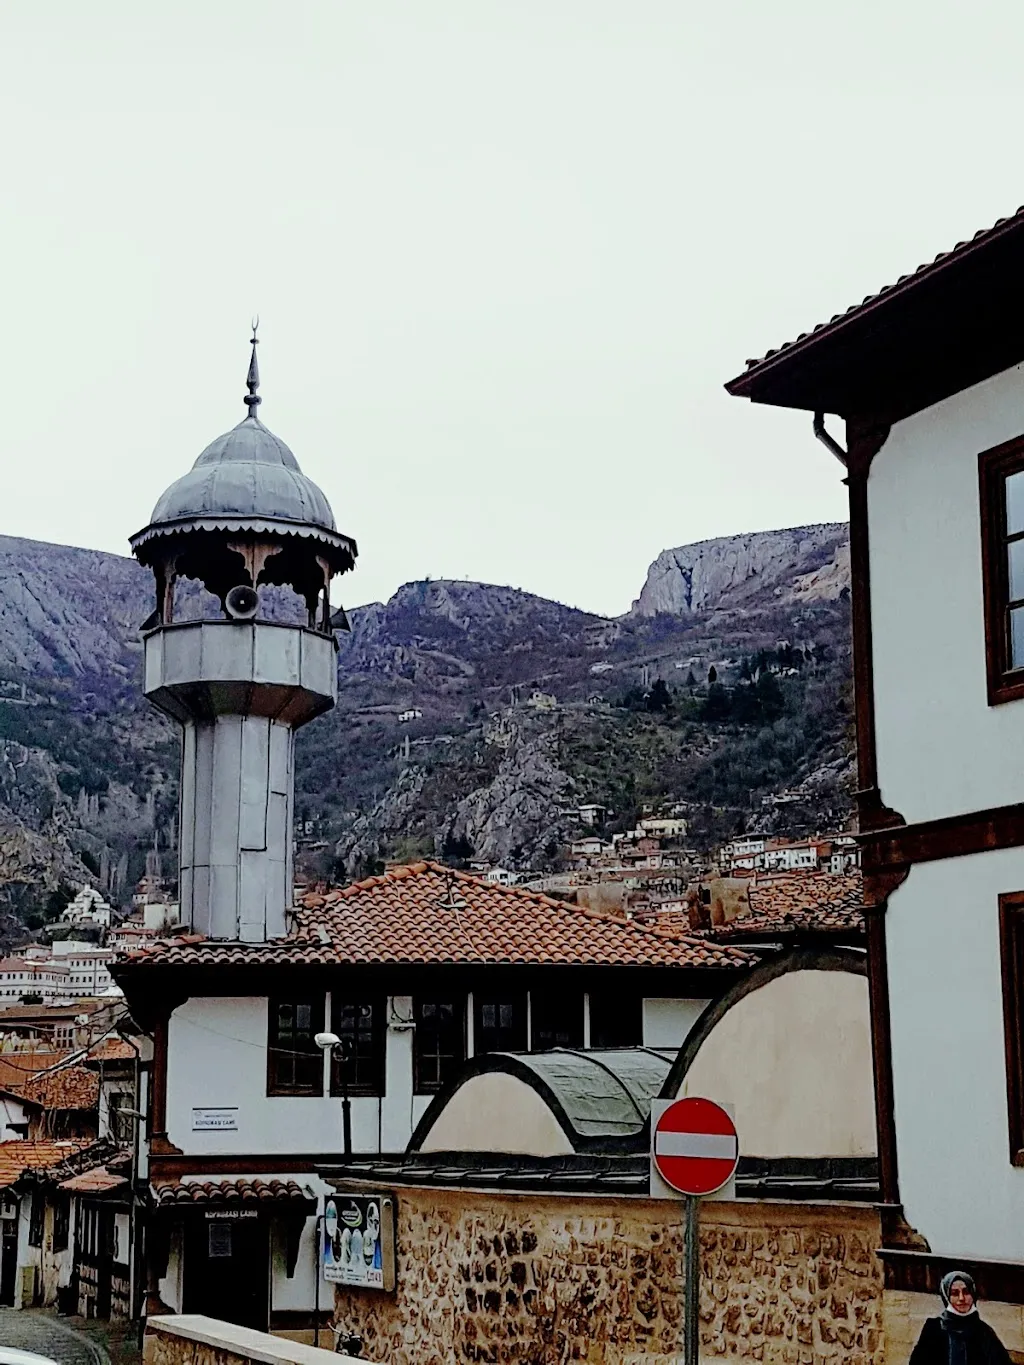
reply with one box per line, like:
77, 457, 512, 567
632, 523, 849, 617
438, 725, 577, 868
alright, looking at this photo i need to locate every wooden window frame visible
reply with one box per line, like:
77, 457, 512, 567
999, 891, 1024, 1165
267, 996, 325, 1097
413, 996, 467, 1095
329, 996, 386, 1098
979, 436, 1024, 704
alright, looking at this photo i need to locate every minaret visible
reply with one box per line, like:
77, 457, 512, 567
130, 327, 356, 941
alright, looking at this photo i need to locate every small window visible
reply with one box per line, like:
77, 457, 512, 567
53, 1196, 70, 1253
329, 997, 385, 1097
209, 1222, 233, 1258
1000, 892, 1024, 1164
414, 997, 466, 1093
980, 438, 1024, 703
474, 994, 527, 1055
531, 992, 584, 1051
28, 1190, 44, 1248
589, 991, 643, 1048
267, 997, 324, 1096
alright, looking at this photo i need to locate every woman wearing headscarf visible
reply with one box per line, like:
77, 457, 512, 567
909, 1271, 1011, 1365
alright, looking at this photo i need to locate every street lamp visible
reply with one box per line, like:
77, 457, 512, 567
315, 1031, 353, 1158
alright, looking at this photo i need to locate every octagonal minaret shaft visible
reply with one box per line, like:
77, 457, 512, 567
131, 329, 356, 942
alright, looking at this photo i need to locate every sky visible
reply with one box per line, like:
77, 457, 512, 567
1, 2, 1023, 617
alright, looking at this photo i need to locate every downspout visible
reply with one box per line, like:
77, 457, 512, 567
813, 411, 848, 466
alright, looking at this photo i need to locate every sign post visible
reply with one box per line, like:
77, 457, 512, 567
651, 1097, 739, 1365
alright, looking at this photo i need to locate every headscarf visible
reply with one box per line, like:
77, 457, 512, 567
940, 1271, 979, 1365
940, 1271, 979, 1315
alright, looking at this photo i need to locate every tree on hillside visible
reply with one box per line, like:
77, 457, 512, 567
647, 679, 672, 712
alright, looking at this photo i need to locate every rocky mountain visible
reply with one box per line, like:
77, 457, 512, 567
632, 523, 849, 616
0, 522, 854, 917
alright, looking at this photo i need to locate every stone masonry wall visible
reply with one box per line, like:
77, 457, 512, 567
330, 1186, 883, 1365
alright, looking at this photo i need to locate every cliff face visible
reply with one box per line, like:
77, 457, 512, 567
631, 524, 849, 617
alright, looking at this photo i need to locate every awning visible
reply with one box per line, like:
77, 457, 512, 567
152, 1178, 316, 1212
59, 1167, 129, 1196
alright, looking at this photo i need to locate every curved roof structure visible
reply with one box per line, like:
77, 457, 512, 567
130, 332, 356, 571
147, 416, 336, 530
410, 1047, 676, 1154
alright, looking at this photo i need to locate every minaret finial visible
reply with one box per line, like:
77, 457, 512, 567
244, 315, 261, 417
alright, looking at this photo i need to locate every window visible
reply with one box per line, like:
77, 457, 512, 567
531, 992, 584, 1051
267, 997, 324, 1096
28, 1189, 44, 1248
1000, 892, 1024, 1164
53, 1196, 70, 1253
589, 991, 643, 1048
109, 1092, 134, 1145
980, 438, 1024, 703
329, 997, 385, 1097
474, 994, 527, 1054
414, 997, 466, 1093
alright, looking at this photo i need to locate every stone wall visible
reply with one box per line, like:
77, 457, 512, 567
329, 1186, 883, 1365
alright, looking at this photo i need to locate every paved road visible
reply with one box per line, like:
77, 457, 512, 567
0, 1311, 110, 1365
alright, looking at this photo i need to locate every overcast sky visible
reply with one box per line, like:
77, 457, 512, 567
1, 2, 1022, 617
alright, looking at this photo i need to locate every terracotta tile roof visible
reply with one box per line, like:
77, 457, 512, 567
22, 1065, 100, 1112
84, 1037, 138, 1065
703, 873, 864, 942
0, 1139, 95, 1189
728, 205, 1024, 385
117, 863, 754, 972
58, 1166, 128, 1195
152, 1178, 316, 1210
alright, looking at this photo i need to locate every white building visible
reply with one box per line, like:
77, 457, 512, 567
729, 205, 1024, 1350
61, 889, 112, 929
0, 959, 70, 1002
114, 861, 749, 1333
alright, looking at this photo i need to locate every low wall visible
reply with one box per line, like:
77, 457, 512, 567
144, 1315, 367, 1365
327, 1185, 884, 1365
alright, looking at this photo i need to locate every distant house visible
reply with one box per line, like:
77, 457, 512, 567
0, 959, 70, 1002
526, 690, 557, 710
577, 803, 607, 827
482, 867, 517, 887
397, 708, 422, 723
638, 817, 687, 839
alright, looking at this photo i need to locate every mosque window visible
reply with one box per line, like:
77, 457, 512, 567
329, 997, 385, 1096
414, 997, 467, 1093
267, 997, 325, 1096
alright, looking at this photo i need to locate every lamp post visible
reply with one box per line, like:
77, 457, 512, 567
315, 1031, 353, 1157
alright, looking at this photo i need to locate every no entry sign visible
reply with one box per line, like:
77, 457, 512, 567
652, 1096, 739, 1197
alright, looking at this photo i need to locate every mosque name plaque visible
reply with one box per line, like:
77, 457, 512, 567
192, 1107, 239, 1131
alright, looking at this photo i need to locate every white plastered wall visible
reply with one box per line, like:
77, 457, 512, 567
417, 1073, 575, 1156
886, 849, 1024, 1258
167, 997, 430, 1156
643, 998, 710, 1049
870, 360, 1024, 823
675, 969, 875, 1158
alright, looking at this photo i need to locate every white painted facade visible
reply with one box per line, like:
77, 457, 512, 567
870, 361, 1024, 825
868, 360, 1024, 1258
166, 992, 708, 1159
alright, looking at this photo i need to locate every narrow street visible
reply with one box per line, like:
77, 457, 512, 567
0, 1310, 138, 1365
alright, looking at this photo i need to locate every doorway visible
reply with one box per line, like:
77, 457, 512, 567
0, 1216, 16, 1307
183, 1215, 269, 1331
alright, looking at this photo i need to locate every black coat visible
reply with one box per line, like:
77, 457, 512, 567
909, 1315, 1012, 1365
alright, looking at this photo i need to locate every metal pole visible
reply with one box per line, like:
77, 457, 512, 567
684, 1195, 699, 1365
313, 1212, 324, 1348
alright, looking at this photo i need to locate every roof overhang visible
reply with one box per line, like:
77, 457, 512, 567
726, 210, 1024, 421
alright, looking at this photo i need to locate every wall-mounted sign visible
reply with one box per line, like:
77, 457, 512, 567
192, 1107, 238, 1131
205, 1209, 258, 1220
322, 1194, 396, 1291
